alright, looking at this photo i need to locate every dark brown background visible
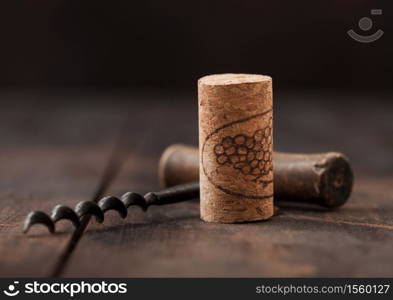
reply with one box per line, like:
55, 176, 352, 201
0, 0, 392, 91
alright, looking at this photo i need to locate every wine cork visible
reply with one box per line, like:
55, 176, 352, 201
198, 73, 274, 223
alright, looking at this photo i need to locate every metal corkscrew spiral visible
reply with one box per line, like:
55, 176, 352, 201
23, 182, 199, 234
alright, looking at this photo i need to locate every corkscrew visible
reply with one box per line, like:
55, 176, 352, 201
23, 182, 199, 234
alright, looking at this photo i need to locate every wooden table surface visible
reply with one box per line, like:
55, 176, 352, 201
0, 90, 392, 277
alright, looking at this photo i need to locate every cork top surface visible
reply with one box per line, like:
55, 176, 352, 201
198, 73, 271, 86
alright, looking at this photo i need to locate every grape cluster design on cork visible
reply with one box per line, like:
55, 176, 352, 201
213, 120, 272, 182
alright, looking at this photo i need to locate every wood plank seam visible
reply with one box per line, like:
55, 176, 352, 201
49, 129, 129, 277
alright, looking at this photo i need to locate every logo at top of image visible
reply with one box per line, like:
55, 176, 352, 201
3, 281, 20, 297
348, 9, 384, 43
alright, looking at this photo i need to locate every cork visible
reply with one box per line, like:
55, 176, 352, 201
198, 73, 274, 223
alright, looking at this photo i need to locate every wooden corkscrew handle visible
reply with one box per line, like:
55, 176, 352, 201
159, 144, 354, 208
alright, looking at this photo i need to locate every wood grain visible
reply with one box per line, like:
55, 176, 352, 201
62, 92, 393, 277
62, 177, 393, 277
0, 94, 124, 276
1, 90, 392, 277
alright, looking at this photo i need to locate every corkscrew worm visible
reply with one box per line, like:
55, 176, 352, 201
23, 182, 200, 234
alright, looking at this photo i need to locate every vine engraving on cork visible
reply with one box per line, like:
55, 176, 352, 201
201, 109, 273, 199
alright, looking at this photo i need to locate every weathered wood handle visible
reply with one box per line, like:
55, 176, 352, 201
159, 144, 354, 207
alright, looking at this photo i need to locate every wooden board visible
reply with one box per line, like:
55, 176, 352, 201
1, 91, 392, 277
62, 177, 393, 277
0, 93, 124, 276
